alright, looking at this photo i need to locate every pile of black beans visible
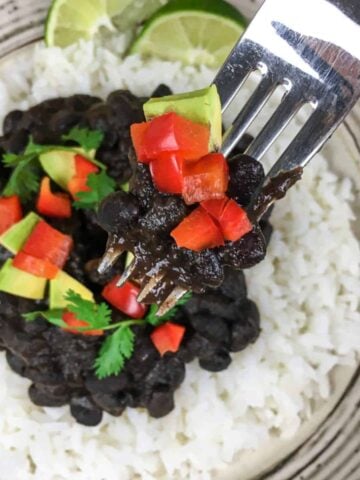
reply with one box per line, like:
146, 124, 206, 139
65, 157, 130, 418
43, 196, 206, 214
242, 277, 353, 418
0, 265, 260, 426
0, 86, 272, 426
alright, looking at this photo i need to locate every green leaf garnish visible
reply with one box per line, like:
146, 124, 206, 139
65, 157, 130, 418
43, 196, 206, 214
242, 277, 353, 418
64, 290, 113, 330
24, 288, 192, 379
62, 127, 104, 152
23, 309, 68, 329
94, 327, 135, 379
2, 152, 41, 201
73, 170, 117, 210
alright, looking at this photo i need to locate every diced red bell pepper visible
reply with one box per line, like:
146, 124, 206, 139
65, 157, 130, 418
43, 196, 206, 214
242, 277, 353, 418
0, 195, 23, 235
131, 113, 210, 163
13, 251, 59, 280
62, 311, 104, 336
150, 322, 186, 356
150, 153, 183, 194
74, 154, 99, 177
130, 122, 149, 163
36, 177, 72, 219
102, 277, 148, 319
201, 197, 228, 219
67, 175, 91, 200
182, 153, 229, 205
218, 199, 253, 241
22, 220, 73, 269
144, 113, 210, 161
171, 206, 224, 252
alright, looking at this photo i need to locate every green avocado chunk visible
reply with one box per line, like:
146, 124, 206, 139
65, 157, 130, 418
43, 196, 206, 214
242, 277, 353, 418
49, 270, 94, 309
143, 85, 222, 151
0, 212, 41, 254
39, 150, 77, 190
0, 259, 46, 300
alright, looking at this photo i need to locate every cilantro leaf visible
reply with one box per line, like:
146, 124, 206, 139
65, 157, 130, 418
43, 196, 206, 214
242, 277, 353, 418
94, 326, 135, 379
23, 309, 68, 328
65, 290, 112, 330
2, 153, 41, 201
24, 138, 49, 156
2, 152, 20, 166
146, 291, 192, 326
73, 170, 116, 211
62, 127, 104, 152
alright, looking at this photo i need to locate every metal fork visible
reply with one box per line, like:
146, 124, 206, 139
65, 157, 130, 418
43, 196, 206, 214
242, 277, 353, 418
108, 0, 360, 316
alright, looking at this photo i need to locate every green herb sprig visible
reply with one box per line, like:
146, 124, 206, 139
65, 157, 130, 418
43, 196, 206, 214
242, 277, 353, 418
1, 128, 105, 202
23, 290, 192, 379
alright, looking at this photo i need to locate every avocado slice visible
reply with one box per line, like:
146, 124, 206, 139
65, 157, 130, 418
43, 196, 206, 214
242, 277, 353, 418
143, 85, 222, 151
0, 259, 46, 300
0, 212, 41, 254
39, 148, 99, 190
39, 150, 77, 190
50, 270, 94, 309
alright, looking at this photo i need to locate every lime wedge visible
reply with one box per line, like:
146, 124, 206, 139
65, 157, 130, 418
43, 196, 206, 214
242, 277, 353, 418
129, 0, 247, 68
45, 0, 168, 47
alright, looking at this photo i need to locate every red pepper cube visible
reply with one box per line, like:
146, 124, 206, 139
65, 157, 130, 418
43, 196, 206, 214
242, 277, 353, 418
0, 195, 23, 235
218, 199, 253, 241
201, 197, 229, 219
62, 311, 104, 336
171, 206, 224, 252
102, 277, 148, 319
130, 122, 150, 163
22, 220, 73, 269
37, 177, 72, 219
151, 322, 186, 356
67, 175, 91, 200
150, 153, 183, 194
143, 112, 210, 161
74, 154, 99, 177
182, 153, 229, 205
13, 251, 59, 280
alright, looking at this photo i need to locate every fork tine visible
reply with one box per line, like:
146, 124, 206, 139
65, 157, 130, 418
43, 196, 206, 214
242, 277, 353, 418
156, 287, 188, 317
246, 91, 304, 160
116, 259, 137, 287
213, 41, 259, 112
265, 104, 337, 178
221, 75, 277, 157
98, 236, 123, 274
137, 273, 165, 302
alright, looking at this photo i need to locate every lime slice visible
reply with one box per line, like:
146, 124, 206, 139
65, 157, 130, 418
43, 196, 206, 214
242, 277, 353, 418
45, 0, 168, 47
45, 0, 111, 47
129, 0, 247, 68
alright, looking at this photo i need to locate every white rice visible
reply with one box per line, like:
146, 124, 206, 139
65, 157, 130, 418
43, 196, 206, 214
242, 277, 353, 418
0, 35, 359, 480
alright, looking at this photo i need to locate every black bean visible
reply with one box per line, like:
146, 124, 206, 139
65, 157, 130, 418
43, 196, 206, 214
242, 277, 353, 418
151, 84, 173, 98
145, 356, 185, 390
29, 384, 70, 407
6, 351, 27, 376
184, 293, 238, 322
85, 372, 130, 394
147, 388, 175, 418
227, 154, 265, 206
49, 110, 82, 134
129, 164, 156, 210
190, 313, 230, 346
217, 267, 247, 301
98, 191, 140, 233
3, 110, 24, 135
65, 94, 101, 111
230, 300, 261, 352
84, 104, 113, 132
219, 226, 267, 269
70, 396, 103, 426
199, 350, 232, 372
139, 195, 188, 235
7, 129, 29, 153
91, 392, 128, 416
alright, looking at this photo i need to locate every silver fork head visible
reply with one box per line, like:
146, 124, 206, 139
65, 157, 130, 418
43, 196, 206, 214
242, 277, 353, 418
104, 0, 360, 317
215, 0, 360, 176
